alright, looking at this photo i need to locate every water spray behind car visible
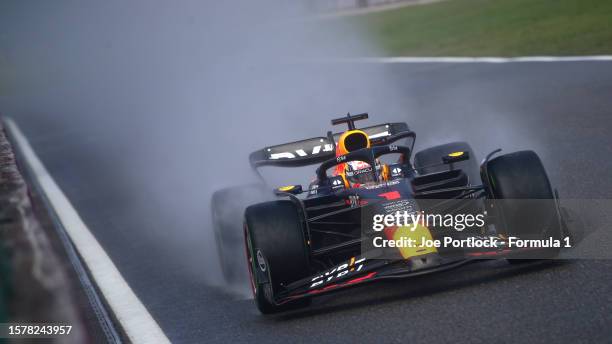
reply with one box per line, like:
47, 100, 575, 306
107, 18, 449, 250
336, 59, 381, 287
0, 0, 409, 298
0, 0, 550, 300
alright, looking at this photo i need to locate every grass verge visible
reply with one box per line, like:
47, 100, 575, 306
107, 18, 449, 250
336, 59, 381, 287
350, 0, 612, 56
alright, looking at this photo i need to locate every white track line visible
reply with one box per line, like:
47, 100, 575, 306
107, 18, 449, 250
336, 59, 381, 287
345, 55, 612, 63
4, 118, 170, 344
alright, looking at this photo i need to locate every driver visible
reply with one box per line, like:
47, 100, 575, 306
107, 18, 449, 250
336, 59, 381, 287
333, 129, 388, 188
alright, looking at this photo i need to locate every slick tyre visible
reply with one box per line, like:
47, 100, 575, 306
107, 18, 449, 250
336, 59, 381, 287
414, 141, 480, 185
244, 200, 311, 314
484, 150, 562, 260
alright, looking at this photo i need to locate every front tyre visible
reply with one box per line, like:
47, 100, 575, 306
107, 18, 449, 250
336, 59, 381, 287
244, 200, 311, 314
484, 150, 562, 259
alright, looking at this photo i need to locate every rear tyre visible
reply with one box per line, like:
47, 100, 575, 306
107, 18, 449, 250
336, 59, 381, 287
484, 151, 562, 260
414, 142, 479, 185
244, 200, 311, 314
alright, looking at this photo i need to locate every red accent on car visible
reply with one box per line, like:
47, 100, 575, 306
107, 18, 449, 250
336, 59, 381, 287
383, 226, 398, 240
347, 272, 377, 284
308, 284, 340, 295
467, 249, 513, 257
378, 191, 400, 200
306, 272, 378, 295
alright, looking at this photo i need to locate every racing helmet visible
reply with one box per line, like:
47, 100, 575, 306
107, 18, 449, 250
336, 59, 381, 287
335, 130, 376, 185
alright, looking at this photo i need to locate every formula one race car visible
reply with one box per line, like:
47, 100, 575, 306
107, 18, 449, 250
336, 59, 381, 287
211, 113, 569, 314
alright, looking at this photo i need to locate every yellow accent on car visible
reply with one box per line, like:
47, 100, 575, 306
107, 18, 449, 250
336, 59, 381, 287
448, 151, 465, 157
392, 224, 438, 259
336, 129, 371, 156
381, 163, 390, 181
278, 185, 296, 192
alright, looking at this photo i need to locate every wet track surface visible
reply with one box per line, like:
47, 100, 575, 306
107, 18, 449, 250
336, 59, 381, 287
5, 61, 612, 343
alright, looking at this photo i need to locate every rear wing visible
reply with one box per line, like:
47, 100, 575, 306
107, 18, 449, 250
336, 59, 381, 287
249, 122, 410, 168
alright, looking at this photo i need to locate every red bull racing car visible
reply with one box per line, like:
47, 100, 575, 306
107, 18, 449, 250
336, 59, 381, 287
211, 113, 569, 314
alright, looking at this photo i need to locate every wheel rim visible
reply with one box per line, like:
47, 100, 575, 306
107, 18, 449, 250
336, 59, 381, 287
243, 223, 257, 296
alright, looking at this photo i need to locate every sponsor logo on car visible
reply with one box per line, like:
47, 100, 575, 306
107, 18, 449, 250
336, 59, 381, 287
256, 250, 267, 272
346, 166, 372, 177
363, 179, 401, 190
269, 144, 334, 160
382, 199, 417, 214
309, 256, 366, 288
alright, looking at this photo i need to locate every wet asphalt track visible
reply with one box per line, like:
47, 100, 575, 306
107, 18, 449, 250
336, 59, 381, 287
6, 61, 612, 343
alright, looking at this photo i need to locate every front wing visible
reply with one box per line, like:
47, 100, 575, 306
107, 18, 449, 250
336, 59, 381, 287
268, 238, 551, 306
